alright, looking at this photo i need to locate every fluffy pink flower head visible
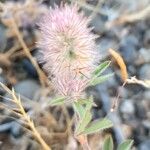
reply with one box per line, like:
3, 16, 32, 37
38, 4, 99, 100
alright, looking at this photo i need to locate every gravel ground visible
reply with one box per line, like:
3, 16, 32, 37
0, 0, 150, 149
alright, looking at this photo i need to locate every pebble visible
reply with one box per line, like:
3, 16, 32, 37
117, 86, 129, 99
108, 112, 125, 144
0, 121, 23, 138
32, 49, 42, 64
10, 122, 23, 138
49, 0, 61, 6
0, 25, 7, 53
97, 38, 118, 59
90, 14, 106, 34
139, 64, 150, 80
0, 122, 12, 133
96, 84, 111, 113
139, 140, 150, 150
103, 68, 118, 88
135, 101, 146, 119
135, 20, 148, 35
143, 90, 150, 101
120, 99, 135, 115
135, 48, 150, 65
0, 75, 7, 95
13, 62, 28, 80
120, 34, 139, 48
82, 4, 107, 35
139, 48, 150, 63
142, 120, 150, 130
144, 29, 150, 48
14, 79, 40, 100
119, 35, 138, 64
127, 65, 137, 75
21, 58, 38, 78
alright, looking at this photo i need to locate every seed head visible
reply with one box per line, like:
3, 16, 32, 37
38, 4, 99, 100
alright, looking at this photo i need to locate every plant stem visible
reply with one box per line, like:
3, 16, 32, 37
0, 83, 51, 150
74, 111, 91, 150
76, 135, 91, 150
10, 17, 47, 87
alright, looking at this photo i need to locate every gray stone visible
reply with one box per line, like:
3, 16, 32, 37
144, 29, 150, 47
0, 75, 7, 94
120, 99, 135, 114
120, 35, 139, 47
139, 64, 150, 80
119, 35, 138, 64
0, 122, 12, 133
11, 122, 23, 138
90, 14, 106, 34
14, 79, 40, 100
97, 38, 118, 59
144, 90, 150, 101
139, 140, 150, 150
139, 48, 150, 63
0, 25, 7, 53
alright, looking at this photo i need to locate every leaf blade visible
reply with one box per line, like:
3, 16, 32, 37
117, 140, 133, 150
49, 96, 65, 106
93, 61, 111, 77
90, 73, 114, 86
73, 102, 85, 119
75, 99, 93, 134
82, 118, 113, 135
76, 110, 92, 134
103, 135, 114, 150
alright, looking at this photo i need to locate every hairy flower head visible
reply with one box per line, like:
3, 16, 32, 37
38, 4, 99, 100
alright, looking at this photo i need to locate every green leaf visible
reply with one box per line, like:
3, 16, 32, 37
117, 140, 133, 150
90, 73, 114, 86
93, 61, 111, 77
78, 99, 97, 107
103, 135, 114, 150
84, 97, 94, 110
75, 99, 93, 134
73, 102, 85, 119
76, 110, 92, 134
82, 118, 113, 135
49, 96, 65, 106
78, 98, 94, 106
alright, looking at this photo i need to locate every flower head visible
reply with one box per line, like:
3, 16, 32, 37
38, 4, 99, 100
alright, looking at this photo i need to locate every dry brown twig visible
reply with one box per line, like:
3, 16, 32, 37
126, 76, 150, 88
89, 0, 105, 20
73, 0, 104, 15
0, 82, 51, 150
109, 49, 150, 111
107, 5, 150, 27
76, 134, 91, 150
4, 43, 20, 58
0, 1, 49, 87
0, 53, 11, 67
10, 17, 47, 87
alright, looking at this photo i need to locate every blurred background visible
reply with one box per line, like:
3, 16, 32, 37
0, 0, 150, 149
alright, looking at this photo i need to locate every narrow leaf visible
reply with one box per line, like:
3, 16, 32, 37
49, 96, 65, 106
82, 118, 113, 135
73, 102, 85, 119
76, 100, 93, 134
90, 73, 114, 86
117, 140, 133, 150
103, 135, 114, 150
76, 110, 92, 134
78, 98, 94, 106
93, 61, 111, 77
84, 97, 93, 111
